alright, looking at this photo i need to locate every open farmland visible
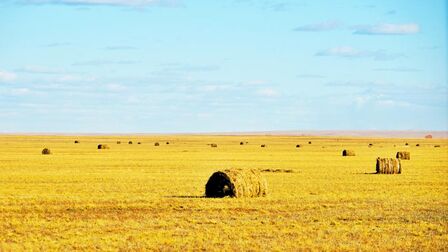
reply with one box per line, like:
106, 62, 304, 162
0, 135, 447, 250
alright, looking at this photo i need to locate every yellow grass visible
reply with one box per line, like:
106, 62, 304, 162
0, 135, 447, 250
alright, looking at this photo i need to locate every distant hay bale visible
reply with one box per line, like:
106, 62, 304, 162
405, 143, 409, 146
368, 143, 373, 147
205, 169, 268, 198
117, 141, 121, 144
98, 144, 110, 150
154, 142, 160, 146
296, 144, 301, 148
41, 148, 51, 155
210, 143, 218, 148
342, 150, 355, 156
74, 140, 79, 144
376, 158, 401, 174
425, 134, 433, 139
240, 142, 244, 145
434, 145, 441, 148
261, 144, 266, 148
396, 151, 410, 160
261, 168, 293, 173
137, 142, 141, 145
308, 141, 312, 144
166, 142, 170, 145
128, 141, 133, 144
416, 144, 420, 147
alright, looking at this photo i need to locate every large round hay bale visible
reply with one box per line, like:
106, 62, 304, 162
396, 151, 410, 160
137, 142, 141, 145
98, 144, 110, 150
205, 169, 268, 198
308, 141, 312, 144
260, 144, 266, 148
42, 148, 51, 155
166, 141, 170, 145
296, 144, 301, 148
210, 143, 217, 148
154, 142, 160, 146
342, 150, 355, 156
368, 143, 373, 147
376, 158, 401, 174
240, 141, 244, 145
128, 141, 133, 144
74, 140, 79, 144
416, 144, 420, 147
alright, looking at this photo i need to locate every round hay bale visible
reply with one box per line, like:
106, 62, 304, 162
434, 145, 441, 148
210, 143, 218, 148
41, 148, 51, 155
205, 169, 268, 198
425, 134, 433, 139
416, 144, 420, 147
154, 142, 160, 146
117, 141, 121, 144
166, 142, 170, 145
260, 144, 266, 148
74, 140, 79, 144
396, 151, 410, 160
240, 142, 244, 145
128, 141, 133, 144
138, 142, 141, 145
376, 158, 401, 174
368, 143, 373, 147
342, 150, 355, 156
296, 144, 301, 148
405, 143, 409, 146
98, 144, 110, 150
308, 141, 312, 144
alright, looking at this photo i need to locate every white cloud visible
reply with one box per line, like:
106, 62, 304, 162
0, 70, 17, 82
294, 20, 341, 32
256, 88, 280, 98
316, 46, 404, 61
20, 0, 179, 7
353, 23, 420, 35
105, 83, 127, 92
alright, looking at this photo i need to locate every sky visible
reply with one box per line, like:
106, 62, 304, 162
0, 0, 447, 133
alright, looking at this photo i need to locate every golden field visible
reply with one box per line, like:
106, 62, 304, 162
0, 135, 447, 250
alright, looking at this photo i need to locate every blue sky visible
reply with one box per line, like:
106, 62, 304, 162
0, 0, 446, 133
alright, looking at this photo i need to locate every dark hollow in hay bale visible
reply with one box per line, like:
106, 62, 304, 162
240, 142, 244, 145
376, 158, 401, 174
154, 142, 160, 146
98, 144, 110, 150
117, 141, 121, 144
342, 150, 355, 156
425, 134, 433, 139
396, 151, 410, 160
74, 140, 79, 144
205, 169, 268, 198
128, 141, 133, 144
296, 144, 301, 148
434, 145, 441, 148
42, 148, 51, 155
261, 144, 266, 148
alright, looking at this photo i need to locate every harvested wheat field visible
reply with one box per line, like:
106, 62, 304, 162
0, 135, 447, 250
